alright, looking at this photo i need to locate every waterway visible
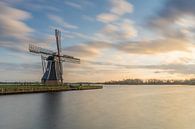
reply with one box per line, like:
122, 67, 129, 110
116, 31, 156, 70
1, 85, 195, 129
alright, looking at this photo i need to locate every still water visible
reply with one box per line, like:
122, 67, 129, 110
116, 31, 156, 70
1, 85, 195, 129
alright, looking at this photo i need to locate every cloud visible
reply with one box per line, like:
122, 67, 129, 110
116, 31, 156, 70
65, 1, 82, 10
99, 19, 137, 40
157, 0, 195, 20
62, 30, 93, 40
96, 0, 136, 41
63, 41, 111, 58
78, 59, 195, 76
115, 38, 192, 55
47, 28, 93, 41
9, 0, 60, 13
61, 35, 191, 62
64, 0, 94, 10
61, 29, 192, 60
0, 2, 34, 52
96, 0, 133, 23
48, 14, 78, 29
25, 3, 60, 13
149, 0, 195, 35
110, 0, 133, 15
97, 13, 118, 23
176, 15, 195, 29
141, 0, 195, 55
0, 2, 33, 38
62, 59, 195, 82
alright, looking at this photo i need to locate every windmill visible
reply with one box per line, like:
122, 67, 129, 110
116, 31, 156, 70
29, 29, 80, 85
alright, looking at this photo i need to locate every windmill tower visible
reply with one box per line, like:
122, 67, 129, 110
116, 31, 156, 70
29, 29, 80, 85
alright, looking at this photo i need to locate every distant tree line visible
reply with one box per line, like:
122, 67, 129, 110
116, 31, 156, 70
104, 79, 195, 85
2, 79, 195, 85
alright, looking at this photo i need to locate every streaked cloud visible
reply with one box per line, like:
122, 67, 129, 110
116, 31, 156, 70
115, 38, 192, 55
26, 3, 60, 13
0, 2, 33, 38
61, 35, 192, 63
97, 13, 118, 23
48, 14, 78, 29
63, 41, 111, 58
65, 1, 82, 10
0, 2, 33, 52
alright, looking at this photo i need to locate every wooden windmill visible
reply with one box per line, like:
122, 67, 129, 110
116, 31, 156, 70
29, 29, 80, 85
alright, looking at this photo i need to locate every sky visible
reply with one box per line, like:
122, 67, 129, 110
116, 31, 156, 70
0, 0, 195, 82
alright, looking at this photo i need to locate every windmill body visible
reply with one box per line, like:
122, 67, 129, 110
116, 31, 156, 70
29, 29, 80, 85
41, 56, 60, 84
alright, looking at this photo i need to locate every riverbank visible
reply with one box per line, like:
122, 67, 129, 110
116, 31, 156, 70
0, 85, 103, 95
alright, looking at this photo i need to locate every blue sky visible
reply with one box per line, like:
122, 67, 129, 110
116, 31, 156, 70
1, 0, 195, 82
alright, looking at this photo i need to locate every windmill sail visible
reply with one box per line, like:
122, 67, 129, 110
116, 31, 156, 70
55, 29, 63, 84
29, 44, 55, 55
61, 55, 80, 63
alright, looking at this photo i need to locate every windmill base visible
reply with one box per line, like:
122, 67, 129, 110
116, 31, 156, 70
42, 80, 61, 85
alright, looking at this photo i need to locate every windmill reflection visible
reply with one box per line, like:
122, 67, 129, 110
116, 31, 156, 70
40, 93, 63, 129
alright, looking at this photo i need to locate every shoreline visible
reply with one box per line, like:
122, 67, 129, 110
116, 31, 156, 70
0, 85, 103, 95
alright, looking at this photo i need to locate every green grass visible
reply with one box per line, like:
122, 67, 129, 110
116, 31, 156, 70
0, 84, 103, 95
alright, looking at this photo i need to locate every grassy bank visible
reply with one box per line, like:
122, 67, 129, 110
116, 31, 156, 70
0, 85, 103, 95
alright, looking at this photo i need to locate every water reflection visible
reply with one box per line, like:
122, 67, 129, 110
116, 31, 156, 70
39, 93, 62, 129
2, 86, 195, 129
